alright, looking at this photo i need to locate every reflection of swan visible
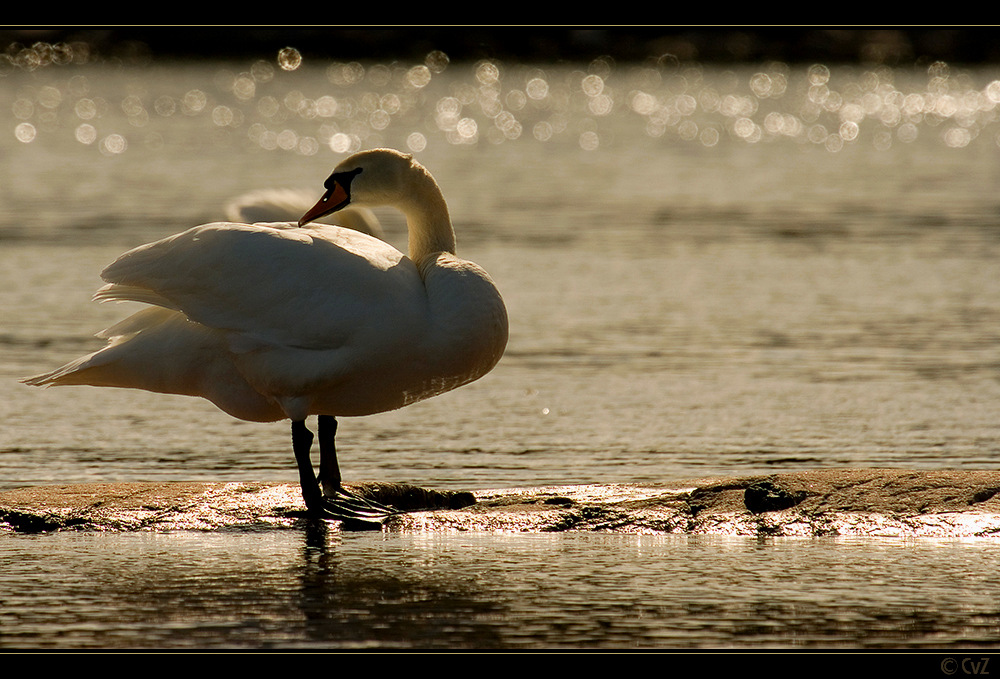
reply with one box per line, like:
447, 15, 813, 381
224, 188, 384, 239
24, 148, 508, 524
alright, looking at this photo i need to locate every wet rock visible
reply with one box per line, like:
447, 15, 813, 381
0, 482, 299, 533
744, 481, 809, 513
354, 482, 476, 512
0, 481, 474, 533
390, 470, 1000, 537
3, 469, 1000, 537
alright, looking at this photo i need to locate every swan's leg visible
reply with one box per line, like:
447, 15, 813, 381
317, 414, 397, 519
317, 414, 342, 496
291, 419, 323, 511
292, 418, 370, 521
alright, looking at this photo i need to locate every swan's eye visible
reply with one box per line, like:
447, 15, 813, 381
324, 167, 363, 192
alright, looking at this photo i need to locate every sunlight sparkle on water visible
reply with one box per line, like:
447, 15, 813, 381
277, 47, 302, 72
6, 39, 1000, 158
74, 122, 96, 144
14, 121, 35, 142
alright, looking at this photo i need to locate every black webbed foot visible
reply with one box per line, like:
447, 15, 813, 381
292, 417, 399, 529
314, 484, 398, 529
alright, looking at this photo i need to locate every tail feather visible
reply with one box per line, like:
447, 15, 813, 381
93, 283, 177, 310
21, 351, 105, 387
21, 307, 181, 388
95, 306, 178, 340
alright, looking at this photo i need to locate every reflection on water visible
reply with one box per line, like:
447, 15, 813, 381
5, 529, 1000, 649
2, 39, 1000, 649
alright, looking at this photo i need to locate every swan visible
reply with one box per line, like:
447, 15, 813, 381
23, 148, 509, 524
223, 188, 384, 239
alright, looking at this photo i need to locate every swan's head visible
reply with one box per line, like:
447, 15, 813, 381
299, 148, 416, 227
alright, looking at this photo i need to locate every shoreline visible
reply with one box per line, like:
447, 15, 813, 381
3, 469, 1000, 537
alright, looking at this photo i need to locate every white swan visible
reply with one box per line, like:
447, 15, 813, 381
223, 188, 384, 239
23, 148, 509, 523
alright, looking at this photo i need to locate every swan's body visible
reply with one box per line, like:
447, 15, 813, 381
24, 149, 508, 523
224, 188, 384, 239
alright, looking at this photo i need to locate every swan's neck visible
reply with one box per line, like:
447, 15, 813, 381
399, 166, 457, 263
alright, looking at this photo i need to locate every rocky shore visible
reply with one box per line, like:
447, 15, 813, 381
3, 469, 1000, 538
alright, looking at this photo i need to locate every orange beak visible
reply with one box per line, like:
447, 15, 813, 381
298, 181, 350, 226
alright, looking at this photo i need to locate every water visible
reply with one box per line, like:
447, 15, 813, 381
5, 530, 1000, 650
2, 47, 1000, 648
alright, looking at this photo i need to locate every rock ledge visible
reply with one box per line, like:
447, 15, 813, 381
3, 469, 1000, 537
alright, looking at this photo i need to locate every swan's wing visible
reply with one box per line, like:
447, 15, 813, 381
97, 222, 423, 350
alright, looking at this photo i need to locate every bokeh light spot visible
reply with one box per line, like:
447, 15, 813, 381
808, 63, 831, 85
14, 122, 36, 143
75, 98, 97, 120
424, 50, 449, 73
99, 133, 127, 155
526, 77, 549, 101
328, 132, 353, 154
406, 132, 427, 152
533, 121, 553, 141
38, 85, 62, 109
250, 59, 275, 83
327, 62, 364, 86
943, 127, 972, 148
277, 47, 302, 71
581, 74, 604, 97
897, 122, 918, 143
369, 109, 391, 130
12, 97, 34, 120
456, 117, 478, 140
75, 123, 97, 144
212, 105, 235, 127
154, 96, 176, 117
233, 74, 256, 101
475, 61, 501, 86
700, 127, 720, 147
182, 89, 207, 115
297, 136, 319, 155
406, 65, 432, 89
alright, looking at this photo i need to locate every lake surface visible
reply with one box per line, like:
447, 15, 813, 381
6, 530, 1000, 650
2, 46, 1000, 649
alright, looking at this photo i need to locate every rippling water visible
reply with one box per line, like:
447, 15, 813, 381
2, 44, 1000, 649
6, 530, 1000, 650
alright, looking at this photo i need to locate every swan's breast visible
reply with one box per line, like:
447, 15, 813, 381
399, 252, 508, 405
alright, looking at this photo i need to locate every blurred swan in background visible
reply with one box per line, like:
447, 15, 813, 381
224, 188, 383, 239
